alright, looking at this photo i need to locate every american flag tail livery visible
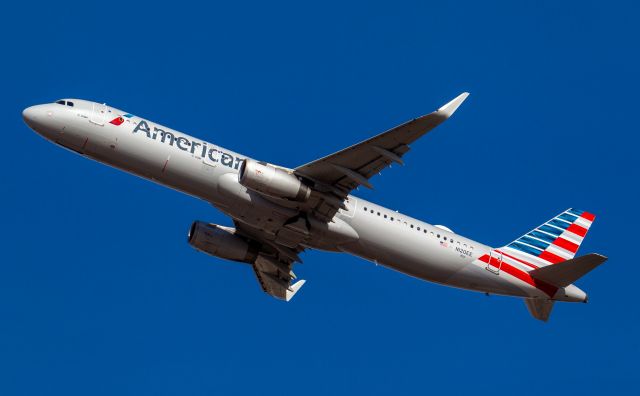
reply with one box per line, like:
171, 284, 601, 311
503, 208, 596, 266
488, 209, 607, 321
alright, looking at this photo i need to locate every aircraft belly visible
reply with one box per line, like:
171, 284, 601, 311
159, 153, 219, 198
341, 237, 532, 297
84, 124, 118, 160
102, 131, 167, 179
340, 208, 535, 297
445, 265, 530, 297
341, 225, 463, 284
81, 125, 230, 203
57, 125, 88, 153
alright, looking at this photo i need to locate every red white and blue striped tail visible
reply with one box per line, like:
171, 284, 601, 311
501, 208, 596, 267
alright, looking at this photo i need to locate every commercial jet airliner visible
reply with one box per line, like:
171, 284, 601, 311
22, 93, 606, 321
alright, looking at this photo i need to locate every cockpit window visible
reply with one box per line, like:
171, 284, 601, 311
54, 99, 74, 107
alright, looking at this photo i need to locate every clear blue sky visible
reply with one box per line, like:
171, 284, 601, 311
1, 1, 638, 395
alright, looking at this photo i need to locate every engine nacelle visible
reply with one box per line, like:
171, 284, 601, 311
238, 159, 311, 202
188, 221, 258, 263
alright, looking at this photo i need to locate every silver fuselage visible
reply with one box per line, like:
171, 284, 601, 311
22, 99, 584, 301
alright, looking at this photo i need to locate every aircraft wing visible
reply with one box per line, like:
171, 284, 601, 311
226, 93, 469, 298
294, 92, 469, 195
252, 255, 306, 301
233, 220, 306, 301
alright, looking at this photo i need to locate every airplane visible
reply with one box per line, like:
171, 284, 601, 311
22, 93, 606, 321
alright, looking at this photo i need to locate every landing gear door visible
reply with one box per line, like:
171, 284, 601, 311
90, 103, 107, 126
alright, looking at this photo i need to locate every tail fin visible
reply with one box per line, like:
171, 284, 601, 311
501, 208, 596, 267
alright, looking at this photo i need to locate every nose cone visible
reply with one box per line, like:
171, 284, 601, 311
22, 106, 39, 128
22, 104, 57, 137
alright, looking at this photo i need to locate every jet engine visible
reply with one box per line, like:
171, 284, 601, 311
188, 221, 258, 263
238, 159, 311, 202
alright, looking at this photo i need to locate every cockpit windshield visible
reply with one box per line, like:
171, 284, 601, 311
55, 99, 74, 107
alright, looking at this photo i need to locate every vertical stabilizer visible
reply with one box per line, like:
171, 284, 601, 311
501, 208, 596, 268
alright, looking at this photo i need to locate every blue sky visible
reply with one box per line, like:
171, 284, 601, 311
1, 1, 638, 394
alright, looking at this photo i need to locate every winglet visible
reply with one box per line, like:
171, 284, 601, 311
437, 92, 470, 118
285, 280, 306, 302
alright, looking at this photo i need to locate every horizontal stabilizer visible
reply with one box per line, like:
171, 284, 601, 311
529, 253, 607, 287
524, 298, 554, 322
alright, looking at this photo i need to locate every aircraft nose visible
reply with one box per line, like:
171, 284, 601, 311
22, 106, 39, 128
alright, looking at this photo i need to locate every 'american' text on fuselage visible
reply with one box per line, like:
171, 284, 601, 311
132, 120, 244, 169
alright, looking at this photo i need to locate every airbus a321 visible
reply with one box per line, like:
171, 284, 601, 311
22, 93, 606, 321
